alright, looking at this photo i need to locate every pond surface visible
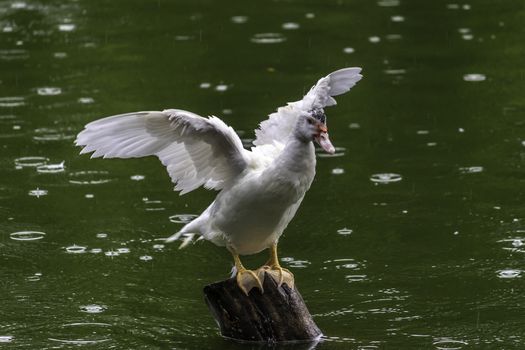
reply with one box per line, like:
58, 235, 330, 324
1, 0, 524, 349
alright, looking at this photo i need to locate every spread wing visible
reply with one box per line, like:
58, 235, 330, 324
253, 67, 362, 148
75, 109, 248, 195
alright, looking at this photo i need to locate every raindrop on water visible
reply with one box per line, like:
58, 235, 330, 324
140, 255, 153, 261
58, 23, 76, 32
231, 16, 248, 24
250, 33, 286, 44
215, 84, 229, 92
0, 336, 14, 343
36, 161, 65, 173
69, 170, 112, 185
463, 74, 486, 82
377, 0, 400, 6
368, 36, 381, 43
10, 231, 46, 241
65, 245, 87, 254
80, 304, 106, 314
169, 214, 198, 224
130, 174, 145, 181
15, 156, 49, 168
28, 188, 48, 197
337, 228, 353, 235
37, 87, 62, 96
282, 22, 300, 30
497, 269, 521, 279
459, 166, 483, 174
331, 168, 345, 175
391, 15, 405, 22
432, 338, 468, 350
78, 97, 94, 104
0, 96, 25, 107
54, 52, 67, 59
370, 173, 402, 184
343, 47, 355, 54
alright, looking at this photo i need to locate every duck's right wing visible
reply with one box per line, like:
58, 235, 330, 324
75, 109, 248, 195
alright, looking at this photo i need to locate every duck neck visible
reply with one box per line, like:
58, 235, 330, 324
277, 136, 316, 174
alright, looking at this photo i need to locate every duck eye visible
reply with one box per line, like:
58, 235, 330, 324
307, 118, 314, 125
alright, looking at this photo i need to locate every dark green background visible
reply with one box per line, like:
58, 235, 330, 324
1, 0, 524, 348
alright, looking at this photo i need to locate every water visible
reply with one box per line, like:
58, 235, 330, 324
1, 0, 524, 349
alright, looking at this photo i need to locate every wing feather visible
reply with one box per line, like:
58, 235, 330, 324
253, 67, 363, 149
75, 109, 248, 194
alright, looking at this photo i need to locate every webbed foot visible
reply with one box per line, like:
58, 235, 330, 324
236, 268, 264, 295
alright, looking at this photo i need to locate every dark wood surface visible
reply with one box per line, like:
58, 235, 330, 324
203, 272, 322, 344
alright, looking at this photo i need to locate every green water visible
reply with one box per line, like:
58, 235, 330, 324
1, 0, 524, 349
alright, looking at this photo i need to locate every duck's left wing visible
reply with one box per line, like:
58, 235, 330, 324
253, 67, 362, 148
75, 109, 248, 194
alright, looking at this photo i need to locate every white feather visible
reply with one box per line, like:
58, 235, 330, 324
252, 67, 363, 153
75, 109, 249, 194
76, 68, 363, 252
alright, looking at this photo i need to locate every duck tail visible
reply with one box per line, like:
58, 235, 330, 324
164, 215, 204, 248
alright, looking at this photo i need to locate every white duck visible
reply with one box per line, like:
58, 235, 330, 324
75, 67, 362, 294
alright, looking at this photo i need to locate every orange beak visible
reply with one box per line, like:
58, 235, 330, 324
314, 123, 335, 154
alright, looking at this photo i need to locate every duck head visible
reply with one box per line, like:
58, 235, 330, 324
296, 109, 335, 154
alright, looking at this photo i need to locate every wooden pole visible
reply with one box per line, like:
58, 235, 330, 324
203, 272, 322, 343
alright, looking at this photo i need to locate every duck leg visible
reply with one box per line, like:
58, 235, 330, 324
261, 243, 295, 289
229, 247, 264, 295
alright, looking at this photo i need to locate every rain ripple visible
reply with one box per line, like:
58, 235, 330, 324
370, 173, 402, 184
69, 170, 113, 185
0, 336, 13, 343
33, 127, 74, 142
0, 96, 25, 108
169, 214, 197, 224
250, 33, 286, 44
79, 304, 106, 314
36, 87, 62, 96
10, 231, 46, 241
0, 49, 29, 60
497, 269, 521, 279
36, 161, 65, 173
48, 322, 112, 345
432, 338, 468, 350
463, 74, 486, 82
14, 156, 49, 168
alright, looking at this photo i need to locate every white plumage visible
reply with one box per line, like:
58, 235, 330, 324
76, 67, 362, 291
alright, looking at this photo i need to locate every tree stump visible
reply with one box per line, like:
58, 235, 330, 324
203, 272, 322, 343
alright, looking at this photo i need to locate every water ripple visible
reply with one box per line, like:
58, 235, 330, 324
10, 231, 46, 241
250, 33, 286, 44
0, 96, 25, 108
370, 173, 402, 184
69, 170, 112, 185
169, 214, 197, 224
432, 338, 468, 350
48, 322, 112, 345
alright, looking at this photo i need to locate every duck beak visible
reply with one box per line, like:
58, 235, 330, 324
315, 124, 335, 154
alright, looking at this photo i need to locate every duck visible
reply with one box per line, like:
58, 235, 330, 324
75, 67, 362, 294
